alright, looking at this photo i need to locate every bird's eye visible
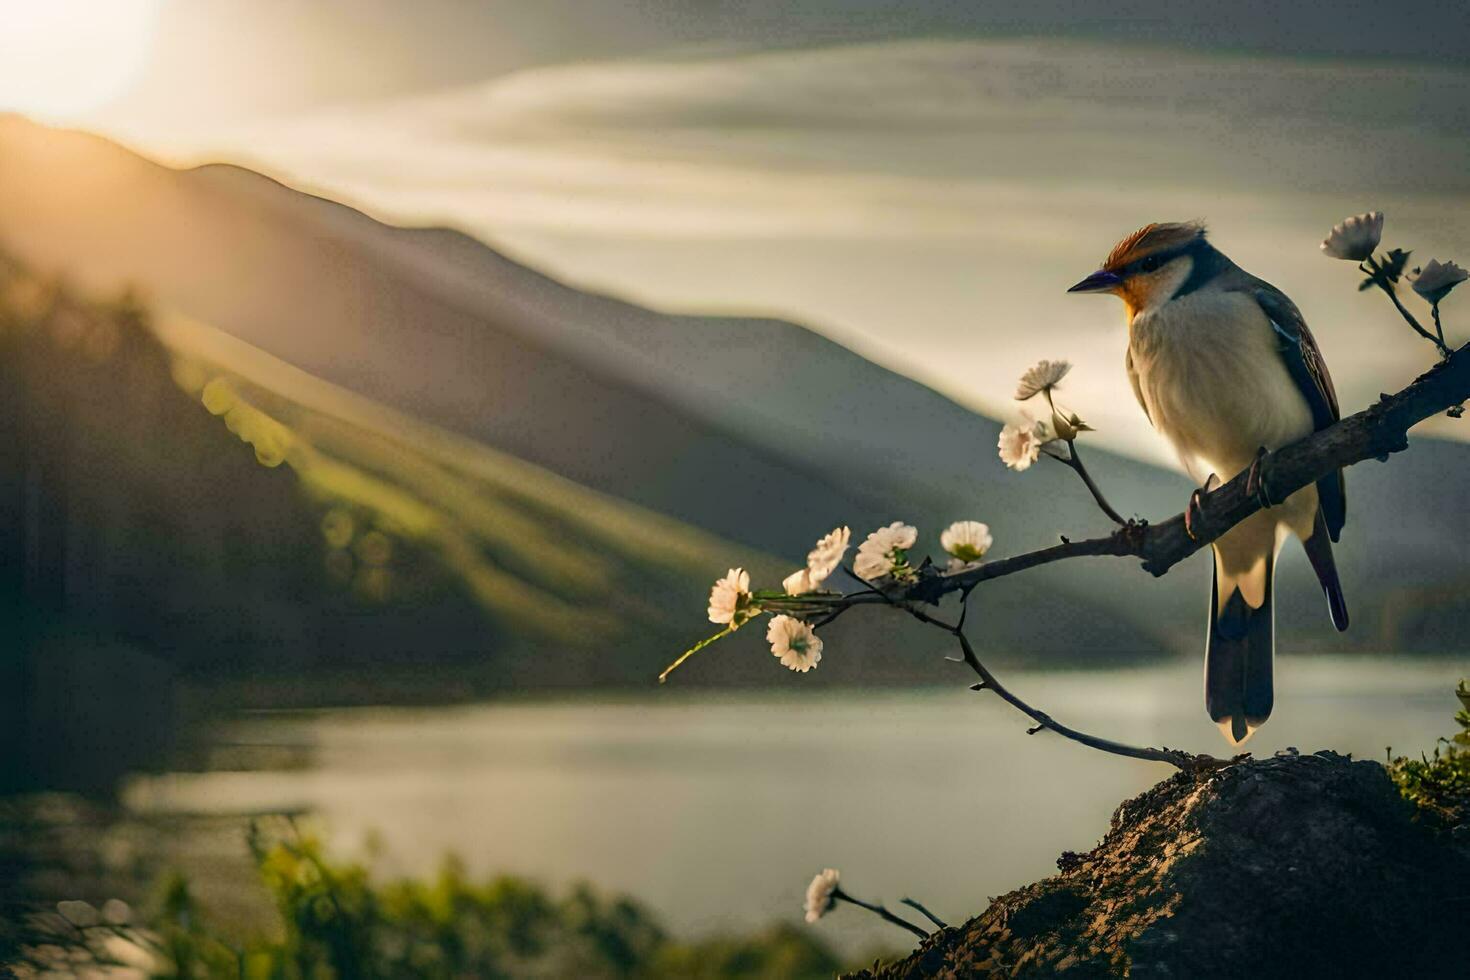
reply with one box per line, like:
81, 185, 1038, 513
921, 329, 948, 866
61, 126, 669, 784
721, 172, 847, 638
1140, 255, 1162, 273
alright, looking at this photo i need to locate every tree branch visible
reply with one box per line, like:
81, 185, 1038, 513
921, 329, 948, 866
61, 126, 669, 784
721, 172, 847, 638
798, 340, 1470, 612
754, 342, 1470, 769
682, 269, 1467, 773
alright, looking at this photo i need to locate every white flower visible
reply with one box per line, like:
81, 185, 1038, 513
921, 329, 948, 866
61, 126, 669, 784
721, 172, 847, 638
945, 557, 981, 574
940, 521, 993, 564
1410, 259, 1468, 305
781, 527, 850, 595
805, 526, 850, 587
998, 417, 1049, 471
1320, 211, 1383, 261
782, 568, 814, 595
854, 522, 917, 581
708, 567, 756, 628
804, 868, 841, 923
1015, 360, 1072, 401
767, 615, 823, 672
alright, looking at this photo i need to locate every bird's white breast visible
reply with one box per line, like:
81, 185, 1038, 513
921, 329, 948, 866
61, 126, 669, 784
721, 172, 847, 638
1128, 289, 1314, 483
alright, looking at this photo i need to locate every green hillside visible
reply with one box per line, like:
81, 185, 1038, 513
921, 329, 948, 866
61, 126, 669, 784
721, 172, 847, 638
0, 253, 780, 691
163, 310, 781, 654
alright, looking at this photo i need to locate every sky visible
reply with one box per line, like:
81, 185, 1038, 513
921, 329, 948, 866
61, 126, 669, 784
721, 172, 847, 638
3, 0, 1468, 465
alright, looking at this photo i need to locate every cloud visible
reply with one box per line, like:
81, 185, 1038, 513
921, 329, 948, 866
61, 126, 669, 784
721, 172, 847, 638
143, 37, 1469, 239
125, 37, 1470, 463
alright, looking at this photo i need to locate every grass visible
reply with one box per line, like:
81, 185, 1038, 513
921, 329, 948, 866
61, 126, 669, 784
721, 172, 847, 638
1386, 678, 1470, 828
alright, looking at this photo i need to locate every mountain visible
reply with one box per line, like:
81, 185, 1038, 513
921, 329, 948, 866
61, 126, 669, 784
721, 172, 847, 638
0, 115, 1189, 652
0, 254, 794, 783
1, 251, 787, 647
0, 113, 1466, 669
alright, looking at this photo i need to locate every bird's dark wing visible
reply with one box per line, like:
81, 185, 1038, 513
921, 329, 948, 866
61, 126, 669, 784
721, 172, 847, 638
1253, 285, 1346, 540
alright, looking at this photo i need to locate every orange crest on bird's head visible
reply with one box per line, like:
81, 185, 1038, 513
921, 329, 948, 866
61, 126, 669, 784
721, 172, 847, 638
1103, 221, 1207, 273
1068, 221, 1211, 316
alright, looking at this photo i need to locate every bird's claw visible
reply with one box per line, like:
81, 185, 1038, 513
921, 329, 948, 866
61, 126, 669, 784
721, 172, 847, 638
1245, 446, 1276, 509
1185, 489, 1205, 542
1184, 473, 1219, 542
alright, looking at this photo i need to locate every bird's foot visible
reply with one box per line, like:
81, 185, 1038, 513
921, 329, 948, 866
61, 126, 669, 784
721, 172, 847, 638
1245, 446, 1276, 509
1184, 473, 1221, 542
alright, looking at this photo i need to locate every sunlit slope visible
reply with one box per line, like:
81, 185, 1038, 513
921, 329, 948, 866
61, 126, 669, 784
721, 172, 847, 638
156, 309, 779, 651
0, 256, 781, 684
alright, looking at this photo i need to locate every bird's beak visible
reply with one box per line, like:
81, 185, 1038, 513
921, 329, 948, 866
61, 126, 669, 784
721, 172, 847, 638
1067, 269, 1123, 294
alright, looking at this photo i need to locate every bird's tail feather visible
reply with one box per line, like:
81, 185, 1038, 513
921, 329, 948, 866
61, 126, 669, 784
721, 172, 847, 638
1301, 509, 1349, 632
1205, 555, 1274, 745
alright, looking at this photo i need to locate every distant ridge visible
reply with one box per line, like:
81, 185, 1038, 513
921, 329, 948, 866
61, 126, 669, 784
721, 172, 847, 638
2, 114, 1468, 660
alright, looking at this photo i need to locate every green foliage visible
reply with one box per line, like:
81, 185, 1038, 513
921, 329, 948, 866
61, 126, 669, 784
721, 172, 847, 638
648, 923, 849, 979
1386, 679, 1470, 826
151, 874, 245, 979
137, 823, 848, 979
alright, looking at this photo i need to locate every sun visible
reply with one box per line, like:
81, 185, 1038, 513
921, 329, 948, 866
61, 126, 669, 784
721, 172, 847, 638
0, 0, 162, 122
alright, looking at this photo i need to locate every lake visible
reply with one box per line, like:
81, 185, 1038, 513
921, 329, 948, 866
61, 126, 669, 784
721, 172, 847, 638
119, 656, 1461, 954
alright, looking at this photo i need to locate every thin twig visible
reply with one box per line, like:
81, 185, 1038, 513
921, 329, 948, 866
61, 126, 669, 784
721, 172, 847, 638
834, 888, 930, 940
809, 607, 850, 630
901, 601, 1223, 771
1064, 441, 1128, 526
901, 897, 950, 930
1375, 277, 1450, 357
849, 589, 1217, 770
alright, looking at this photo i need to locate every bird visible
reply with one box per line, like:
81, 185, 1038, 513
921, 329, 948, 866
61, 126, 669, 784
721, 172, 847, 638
1067, 222, 1348, 745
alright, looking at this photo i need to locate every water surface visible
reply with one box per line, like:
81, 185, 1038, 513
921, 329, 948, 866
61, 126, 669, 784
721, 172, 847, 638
123, 656, 1461, 952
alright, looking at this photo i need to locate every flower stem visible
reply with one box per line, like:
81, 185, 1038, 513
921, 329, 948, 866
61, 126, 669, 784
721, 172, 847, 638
1064, 442, 1128, 526
901, 897, 949, 929
1375, 277, 1451, 357
833, 888, 930, 940
659, 625, 736, 683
